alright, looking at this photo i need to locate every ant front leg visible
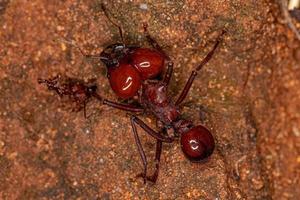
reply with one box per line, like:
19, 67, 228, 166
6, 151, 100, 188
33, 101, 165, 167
175, 30, 226, 105
143, 23, 174, 86
103, 100, 143, 112
163, 62, 173, 86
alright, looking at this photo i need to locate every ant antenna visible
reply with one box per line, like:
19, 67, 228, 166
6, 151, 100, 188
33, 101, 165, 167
56, 37, 109, 61
101, 3, 125, 44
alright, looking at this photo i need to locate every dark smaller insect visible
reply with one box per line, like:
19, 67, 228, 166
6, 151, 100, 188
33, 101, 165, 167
38, 75, 100, 118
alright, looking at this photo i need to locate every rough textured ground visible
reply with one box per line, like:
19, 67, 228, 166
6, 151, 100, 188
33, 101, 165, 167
0, 0, 299, 199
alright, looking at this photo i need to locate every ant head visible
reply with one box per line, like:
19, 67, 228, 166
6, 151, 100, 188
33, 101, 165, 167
100, 43, 129, 68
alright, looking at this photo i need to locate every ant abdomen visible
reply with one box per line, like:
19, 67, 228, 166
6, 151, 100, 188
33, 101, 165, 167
180, 125, 215, 162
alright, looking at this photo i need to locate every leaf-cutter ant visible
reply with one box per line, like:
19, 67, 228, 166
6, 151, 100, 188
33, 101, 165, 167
38, 4, 226, 183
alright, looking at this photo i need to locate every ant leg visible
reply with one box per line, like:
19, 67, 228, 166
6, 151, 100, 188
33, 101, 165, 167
175, 30, 226, 105
83, 101, 87, 118
149, 139, 163, 183
136, 139, 162, 183
163, 62, 173, 86
130, 116, 170, 183
92, 93, 143, 113
130, 117, 148, 183
153, 140, 163, 182
143, 23, 174, 86
130, 115, 174, 143
103, 100, 143, 112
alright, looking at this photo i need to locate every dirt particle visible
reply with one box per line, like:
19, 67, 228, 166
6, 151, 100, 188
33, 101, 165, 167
0, 0, 9, 15
251, 177, 264, 190
292, 126, 300, 136
7, 152, 17, 160
60, 43, 67, 51
293, 48, 300, 61
139, 3, 148, 10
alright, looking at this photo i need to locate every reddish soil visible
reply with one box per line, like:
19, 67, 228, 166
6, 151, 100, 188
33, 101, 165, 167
0, 0, 299, 199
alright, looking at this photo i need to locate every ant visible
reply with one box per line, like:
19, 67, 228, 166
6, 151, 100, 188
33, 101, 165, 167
38, 75, 99, 118
38, 4, 226, 183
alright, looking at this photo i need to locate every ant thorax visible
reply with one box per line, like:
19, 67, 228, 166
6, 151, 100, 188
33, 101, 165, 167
140, 81, 180, 126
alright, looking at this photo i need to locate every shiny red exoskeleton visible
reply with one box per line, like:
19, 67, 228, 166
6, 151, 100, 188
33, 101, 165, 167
101, 45, 165, 98
38, 4, 225, 184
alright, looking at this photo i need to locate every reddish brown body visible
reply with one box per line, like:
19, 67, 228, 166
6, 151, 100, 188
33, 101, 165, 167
99, 40, 216, 162
99, 37, 218, 163
38, 5, 225, 184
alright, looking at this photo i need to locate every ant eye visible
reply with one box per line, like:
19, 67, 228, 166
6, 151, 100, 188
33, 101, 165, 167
88, 85, 97, 93
86, 85, 97, 94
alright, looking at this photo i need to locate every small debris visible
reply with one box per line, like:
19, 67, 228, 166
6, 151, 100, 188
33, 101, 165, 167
280, 0, 300, 40
290, 9, 300, 21
60, 42, 67, 51
251, 177, 264, 190
292, 126, 300, 137
139, 3, 148, 10
288, 0, 300, 10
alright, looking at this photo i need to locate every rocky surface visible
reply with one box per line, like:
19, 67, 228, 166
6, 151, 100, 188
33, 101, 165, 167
0, 0, 299, 199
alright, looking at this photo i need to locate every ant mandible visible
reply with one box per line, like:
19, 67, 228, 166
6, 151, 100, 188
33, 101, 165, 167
38, 4, 226, 183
